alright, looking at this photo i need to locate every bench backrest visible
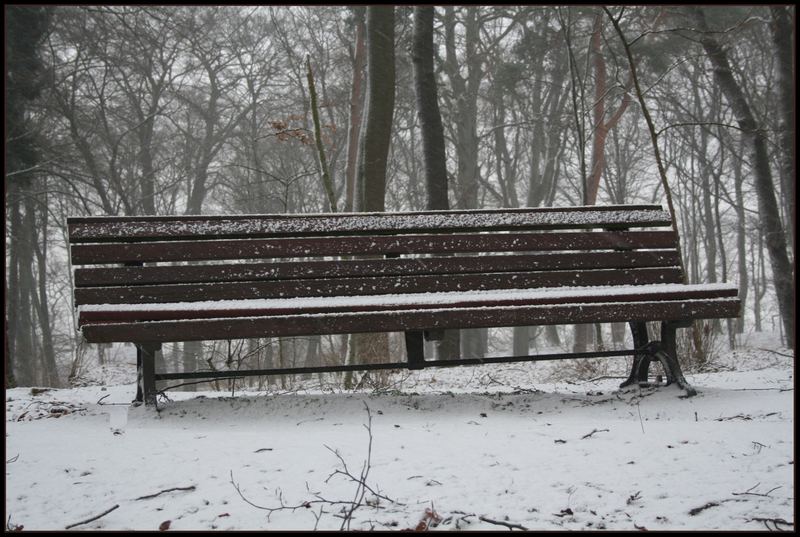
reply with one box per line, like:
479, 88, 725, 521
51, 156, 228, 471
68, 205, 681, 312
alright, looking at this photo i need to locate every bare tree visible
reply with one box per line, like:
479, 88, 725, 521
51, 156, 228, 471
347, 6, 396, 383
689, 7, 794, 349
343, 7, 366, 212
769, 6, 794, 262
411, 6, 460, 360
6, 6, 54, 386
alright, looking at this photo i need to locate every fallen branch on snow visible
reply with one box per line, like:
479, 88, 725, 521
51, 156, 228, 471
445, 511, 528, 531
65, 504, 119, 529
755, 348, 794, 358
134, 486, 196, 500
478, 515, 528, 531
581, 428, 610, 439
747, 517, 793, 531
688, 502, 719, 516
732, 483, 782, 498
231, 402, 398, 531
688, 498, 748, 516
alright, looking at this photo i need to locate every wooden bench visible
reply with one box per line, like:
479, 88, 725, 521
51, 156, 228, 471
67, 205, 741, 405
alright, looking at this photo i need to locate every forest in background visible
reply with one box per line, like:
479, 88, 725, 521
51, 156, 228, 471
5, 5, 795, 389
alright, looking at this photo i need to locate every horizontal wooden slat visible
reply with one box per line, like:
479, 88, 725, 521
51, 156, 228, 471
74, 250, 681, 287
78, 286, 740, 326
68, 205, 671, 243
80, 298, 741, 343
74, 267, 685, 305
70, 230, 678, 265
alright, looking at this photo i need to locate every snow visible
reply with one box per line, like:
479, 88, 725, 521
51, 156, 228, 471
79, 283, 737, 314
5, 331, 793, 531
68, 206, 671, 240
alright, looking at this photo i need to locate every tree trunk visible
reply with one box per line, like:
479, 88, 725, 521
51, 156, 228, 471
443, 7, 485, 358
307, 55, 336, 212
443, 6, 482, 211
770, 6, 795, 262
6, 6, 49, 387
348, 6, 395, 379
344, 8, 366, 212
411, 5, 459, 360
733, 145, 748, 334
6, 183, 22, 387
691, 7, 794, 349
412, 6, 449, 211
16, 191, 38, 385
355, 5, 395, 213
698, 102, 721, 335
33, 199, 60, 387
303, 335, 320, 380
577, 11, 633, 353
181, 341, 202, 391
586, 11, 633, 206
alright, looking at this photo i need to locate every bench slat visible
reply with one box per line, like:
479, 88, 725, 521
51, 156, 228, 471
70, 230, 678, 265
78, 285, 740, 325
74, 267, 684, 305
68, 206, 671, 242
74, 250, 681, 287
80, 298, 741, 343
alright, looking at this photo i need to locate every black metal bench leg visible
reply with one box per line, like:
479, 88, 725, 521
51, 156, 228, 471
620, 322, 651, 388
653, 321, 697, 397
135, 345, 144, 403
405, 331, 426, 370
136, 343, 161, 406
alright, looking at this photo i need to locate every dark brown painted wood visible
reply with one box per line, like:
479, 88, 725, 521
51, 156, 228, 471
81, 298, 742, 343
74, 250, 681, 287
68, 206, 742, 400
70, 230, 678, 265
68, 205, 671, 242
74, 267, 685, 306
78, 286, 740, 326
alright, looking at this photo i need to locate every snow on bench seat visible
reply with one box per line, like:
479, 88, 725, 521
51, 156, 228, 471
78, 283, 739, 325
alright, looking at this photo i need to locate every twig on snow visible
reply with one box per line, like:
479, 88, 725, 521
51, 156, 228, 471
732, 483, 782, 498
732, 387, 793, 392
478, 515, 528, 531
747, 517, 794, 531
64, 504, 119, 529
688, 502, 719, 516
323, 402, 399, 529
715, 414, 752, 421
159, 376, 245, 394
231, 402, 397, 530
134, 485, 196, 501
581, 428, 610, 439
756, 348, 794, 358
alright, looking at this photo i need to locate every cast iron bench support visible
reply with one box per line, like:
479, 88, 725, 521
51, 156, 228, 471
619, 320, 697, 396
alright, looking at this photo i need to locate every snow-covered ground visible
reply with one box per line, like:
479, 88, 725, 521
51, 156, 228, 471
5, 331, 794, 531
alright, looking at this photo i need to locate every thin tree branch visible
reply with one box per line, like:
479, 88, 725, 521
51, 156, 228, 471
657, 121, 750, 138
478, 515, 529, 531
65, 505, 120, 529
134, 486, 196, 501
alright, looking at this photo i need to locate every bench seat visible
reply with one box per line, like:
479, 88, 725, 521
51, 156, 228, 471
78, 283, 740, 343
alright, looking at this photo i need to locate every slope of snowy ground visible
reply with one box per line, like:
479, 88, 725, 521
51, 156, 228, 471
5, 332, 794, 531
